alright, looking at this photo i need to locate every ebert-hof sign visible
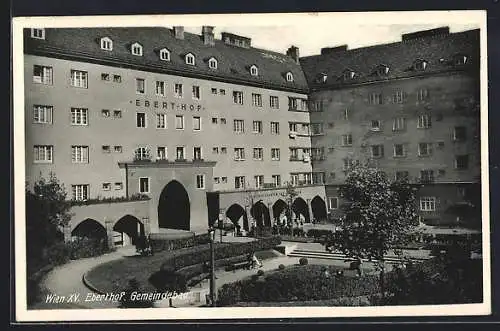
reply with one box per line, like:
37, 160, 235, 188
132, 99, 205, 112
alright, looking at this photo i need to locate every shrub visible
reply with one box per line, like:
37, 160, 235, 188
293, 228, 306, 237
67, 237, 111, 260
278, 264, 285, 270
45, 242, 71, 266
299, 257, 308, 265
257, 269, 265, 276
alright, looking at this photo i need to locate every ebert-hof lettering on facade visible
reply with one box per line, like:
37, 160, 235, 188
134, 99, 204, 111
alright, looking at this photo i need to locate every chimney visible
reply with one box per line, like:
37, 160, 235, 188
402, 27, 450, 42
321, 45, 348, 55
202, 26, 215, 46
173, 26, 184, 40
286, 46, 300, 64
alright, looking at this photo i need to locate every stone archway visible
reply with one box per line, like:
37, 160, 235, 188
225, 203, 249, 231
71, 218, 107, 239
311, 196, 327, 222
158, 180, 190, 230
250, 201, 271, 228
113, 215, 144, 246
292, 197, 310, 223
272, 199, 289, 223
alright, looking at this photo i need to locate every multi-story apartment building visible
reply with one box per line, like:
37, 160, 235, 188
300, 27, 481, 227
23, 26, 481, 246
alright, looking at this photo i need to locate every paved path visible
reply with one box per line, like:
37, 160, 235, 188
30, 247, 135, 310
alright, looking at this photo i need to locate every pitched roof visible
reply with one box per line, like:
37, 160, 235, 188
299, 29, 480, 90
24, 27, 308, 93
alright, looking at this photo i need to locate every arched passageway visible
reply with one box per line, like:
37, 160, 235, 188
311, 196, 327, 222
292, 197, 310, 223
272, 199, 289, 224
71, 218, 107, 239
113, 215, 144, 246
250, 201, 271, 228
158, 180, 190, 230
225, 203, 249, 231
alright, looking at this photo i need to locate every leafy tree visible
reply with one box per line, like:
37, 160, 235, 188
324, 165, 418, 296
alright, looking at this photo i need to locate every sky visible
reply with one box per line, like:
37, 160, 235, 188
183, 24, 479, 57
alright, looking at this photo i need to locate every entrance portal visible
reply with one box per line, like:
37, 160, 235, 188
311, 196, 327, 222
158, 180, 191, 230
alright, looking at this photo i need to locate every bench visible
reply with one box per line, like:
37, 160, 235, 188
225, 260, 251, 272
186, 272, 210, 287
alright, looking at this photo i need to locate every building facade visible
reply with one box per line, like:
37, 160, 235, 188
23, 26, 481, 246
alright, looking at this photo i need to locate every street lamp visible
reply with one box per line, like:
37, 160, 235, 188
208, 226, 216, 307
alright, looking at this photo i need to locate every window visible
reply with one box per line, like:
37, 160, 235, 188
101, 109, 110, 118
343, 109, 349, 120
33, 105, 53, 124
418, 143, 433, 156
252, 93, 263, 107
70, 70, 88, 88
233, 91, 244, 105
328, 197, 339, 210
135, 147, 150, 160
155, 81, 166, 96
113, 75, 121, 83
342, 134, 353, 146
270, 96, 279, 109
417, 88, 430, 101
392, 90, 406, 104
454, 126, 467, 141
253, 121, 263, 134
193, 116, 201, 131
420, 197, 436, 211
288, 97, 298, 110
233, 119, 245, 133
420, 170, 435, 183
290, 148, 299, 161
33, 65, 53, 85
250, 65, 258, 76
100, 37, 113, 51
234, 148, 245, 161
191, 86, 201, 100
253, 148, 263, 160
174, 83, 183, 97
159, 48, 170, 61
395, 171, 409, 181
194, 174, 205, 189
312, 172, 326, 184
211, 88, 217, 95
176, 147, 185, 160
212, 147, 219, 154
193, 147, 202, 160
136, 78, 145, 94
101, 73, 110, 81
286, 72, 294, 82
211, 118, 218, 125
342, 70, 355, 81
113, 110, 122, 118
417, 114, 432, 128
271, 122, 280, 135
72, 184, 89, 201
102, 183, 111, 191
214, 177, 220, 184
131, 43, 143, 56
254, 175, 264, 188
221, 177, 228, 183
71, 146, 89, 163
156, 113, 167, 129
393, 117, 406, 131
136, 113, 146, 128
455, 155, 469, 170
102, 145, 111, 153
235, 176, 246, 189
208, 57, 218, 69
376, 65, 389, 76
371, 145, 384, 158
370, 120, 381, 131
219, 89, 226, 95
175, 115, 184, 129
221, 147, 227, 154
289, 123, 298, 133
220, 118, 226, 125
71, 108, 88, 125
139, 177, 150, 193
30, 28, 45, 39
369, 93, 382, 105
290, 174, 299, 186
185, 53, 195, 65
393, 144, 406, 157
114, 146, 122, 153
115, 182, 123, 190
272, 175, 281, 187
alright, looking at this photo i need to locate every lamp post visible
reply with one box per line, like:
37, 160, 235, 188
208, 226, 216, 307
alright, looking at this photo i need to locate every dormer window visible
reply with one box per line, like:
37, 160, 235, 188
131, 43, 143, 56
286, 72, 294, 82
316, 73, 328, 84
342, 70, 355, 81
453, 55, 468, 66
208, 57, 218, 69
414, 59, 428, 71
375, 65, 390, 76
100, 37, 113, 51
30, 28, 45, 40
185, 53, 196, 66
159, 48, 170, 61
250, 65, 259, 76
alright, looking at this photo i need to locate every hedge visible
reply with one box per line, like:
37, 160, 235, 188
306, 229, 334, 239
149, 233, 211, 253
